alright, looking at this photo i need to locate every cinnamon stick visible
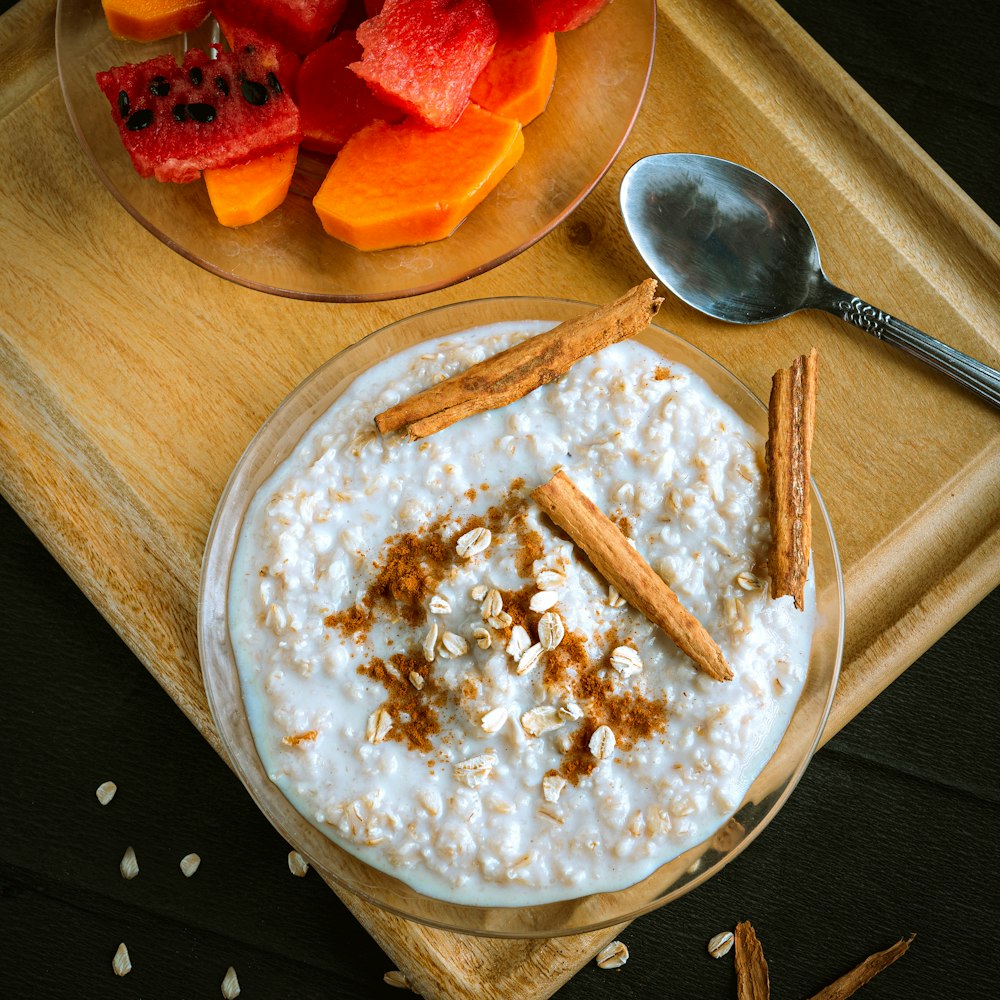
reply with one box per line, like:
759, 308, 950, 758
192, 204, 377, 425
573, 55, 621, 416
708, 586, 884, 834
375, 279, 663, 439
734, 921, 770, 1000
806, 934, 915, 1000
531, 471, 732, 682
765, 347, 818, 610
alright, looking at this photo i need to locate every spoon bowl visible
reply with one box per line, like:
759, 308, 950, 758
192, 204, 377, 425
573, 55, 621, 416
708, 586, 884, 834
620, 153, 1000, 407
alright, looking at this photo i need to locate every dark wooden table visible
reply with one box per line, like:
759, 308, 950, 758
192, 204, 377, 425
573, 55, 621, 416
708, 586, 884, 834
2, 1, 998, 997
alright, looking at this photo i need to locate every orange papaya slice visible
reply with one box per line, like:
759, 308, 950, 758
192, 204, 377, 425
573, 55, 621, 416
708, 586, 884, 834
312, 103, 523, 250
470, 29, 556, 125
101, 0, 210, 42
204, 144, 299, 227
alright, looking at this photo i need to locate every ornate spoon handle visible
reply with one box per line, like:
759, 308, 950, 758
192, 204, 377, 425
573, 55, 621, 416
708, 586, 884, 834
812, 281, 1000, 409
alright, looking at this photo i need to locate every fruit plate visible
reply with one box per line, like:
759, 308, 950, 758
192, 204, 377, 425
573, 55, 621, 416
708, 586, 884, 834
55, 0, 655, 302
198, 296, 844, 936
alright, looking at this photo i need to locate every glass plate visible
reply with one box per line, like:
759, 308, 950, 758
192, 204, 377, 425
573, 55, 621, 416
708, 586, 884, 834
198, 297, 844, 936
55, 0, 655, 301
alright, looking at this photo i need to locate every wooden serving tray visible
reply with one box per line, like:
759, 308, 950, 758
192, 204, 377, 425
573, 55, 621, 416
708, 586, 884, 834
2, 0, 998, 996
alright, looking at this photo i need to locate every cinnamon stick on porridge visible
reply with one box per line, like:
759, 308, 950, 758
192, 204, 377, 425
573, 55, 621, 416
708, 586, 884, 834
375, 279, 663, 439
531, 471, 733, 682
765, 348, 818, 610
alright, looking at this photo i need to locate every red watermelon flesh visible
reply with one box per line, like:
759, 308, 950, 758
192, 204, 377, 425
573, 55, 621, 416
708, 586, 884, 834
490, 0, 610, 35
212, 0, 349, 54
351, 0, 499, 129
96, 30, 302, 184
299, 31, 404, 155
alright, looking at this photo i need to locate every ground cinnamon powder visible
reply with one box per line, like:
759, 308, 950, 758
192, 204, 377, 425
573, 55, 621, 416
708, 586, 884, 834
328, 475, 667, 774
545, 627, 668, 783
358, 651, 443, 754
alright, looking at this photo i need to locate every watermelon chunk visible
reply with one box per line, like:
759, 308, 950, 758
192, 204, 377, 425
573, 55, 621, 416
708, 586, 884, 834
491, 0, 611, 35
211, 0, 349, 54
351, 0, 499, 129
298, 32, 404, 155
96, 30, 302, 183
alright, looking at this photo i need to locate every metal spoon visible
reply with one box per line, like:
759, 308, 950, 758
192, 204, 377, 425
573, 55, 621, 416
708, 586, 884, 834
620, 153, 1000, 408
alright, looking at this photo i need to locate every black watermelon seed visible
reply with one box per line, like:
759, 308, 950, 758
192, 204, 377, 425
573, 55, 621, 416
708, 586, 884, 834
266, 71, 283, 95
189, 66, 204, 86
244, 44, 255, 55
186, 102, 216, 123
214, 75, 230, 96
125, 109, 154, 131
240, 79, 269, 106
172, 103, 188, 122
149, 75, 170, 97
117, 90, 130, 119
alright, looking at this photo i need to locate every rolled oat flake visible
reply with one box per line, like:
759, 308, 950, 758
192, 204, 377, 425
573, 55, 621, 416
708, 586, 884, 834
95, 780, 117, 805
221, 965, 241, 998
596, 940, 630, 969
112, 942, 131, 977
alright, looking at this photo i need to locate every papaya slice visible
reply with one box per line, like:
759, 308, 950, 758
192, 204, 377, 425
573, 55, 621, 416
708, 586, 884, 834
312, 103, 524, 251
204, 145, 299, 227
101, 0, 210, 42
298, 32, 404, 155
470, 29, 556, 126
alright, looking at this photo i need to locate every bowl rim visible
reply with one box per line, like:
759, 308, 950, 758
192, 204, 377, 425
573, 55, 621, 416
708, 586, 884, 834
198, 293, 844, 936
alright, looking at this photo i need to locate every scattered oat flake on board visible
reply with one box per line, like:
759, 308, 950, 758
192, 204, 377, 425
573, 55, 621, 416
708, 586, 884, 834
221, 965, 241, 998
806, 934, 915, 1000
429, 595, 451, 614
596, 940, 629, 969
95, 780, 117, 805
383, 969, 411, 989
112, 942, 131, 977
180, 853, 201, 877
735, 921, 770, 999
119, 846, 139, 880
708, 930, 734, 958
287, 850, 309, 877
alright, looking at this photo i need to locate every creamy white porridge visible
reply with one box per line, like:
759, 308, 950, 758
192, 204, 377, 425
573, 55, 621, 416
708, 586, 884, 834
228, 324, 815, 906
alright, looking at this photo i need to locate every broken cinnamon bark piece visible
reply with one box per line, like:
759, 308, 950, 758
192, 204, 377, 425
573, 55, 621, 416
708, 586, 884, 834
735, 920, 770, 1000
806, 934, 915, 1000
765, 347, 818, 610
375, 279, 663, 439
531, 471, 732, 682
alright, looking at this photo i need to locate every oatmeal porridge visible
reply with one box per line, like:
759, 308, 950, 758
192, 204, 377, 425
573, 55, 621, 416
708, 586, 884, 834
227, 323, 815, 906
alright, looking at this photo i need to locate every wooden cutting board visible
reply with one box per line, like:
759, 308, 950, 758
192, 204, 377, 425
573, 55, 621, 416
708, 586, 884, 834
2, 0, 998, 996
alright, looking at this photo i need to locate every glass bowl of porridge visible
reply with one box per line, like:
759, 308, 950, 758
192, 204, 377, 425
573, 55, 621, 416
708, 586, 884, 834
199, 295, 843, 936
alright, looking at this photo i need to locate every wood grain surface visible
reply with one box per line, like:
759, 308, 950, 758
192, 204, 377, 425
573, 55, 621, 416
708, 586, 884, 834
1, 0, 998, 998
